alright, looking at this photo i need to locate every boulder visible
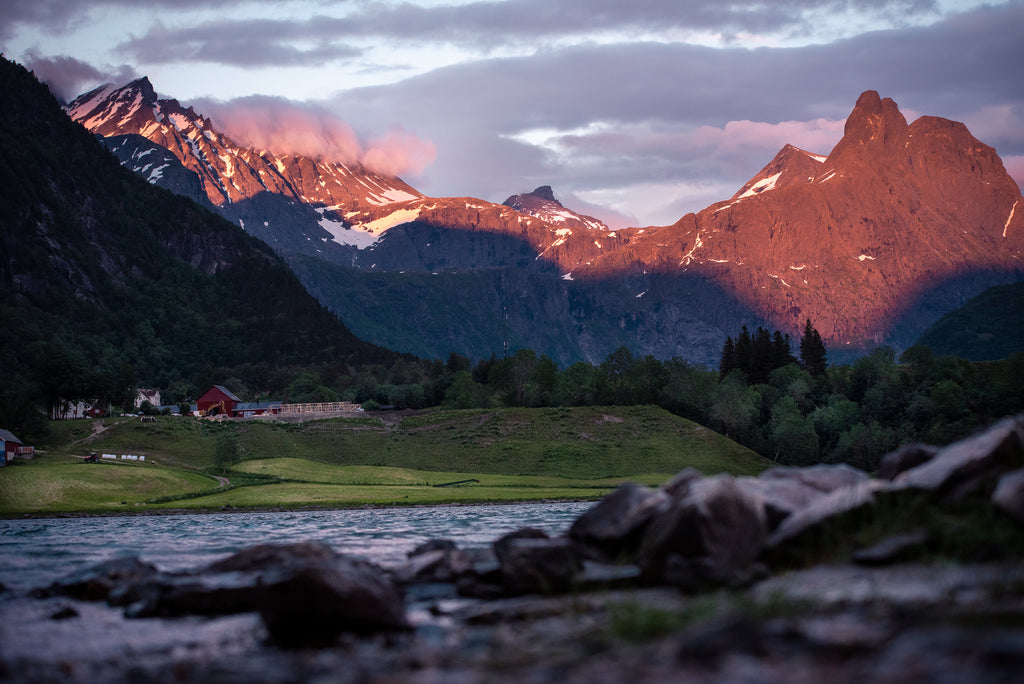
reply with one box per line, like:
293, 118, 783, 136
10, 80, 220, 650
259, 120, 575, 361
736, 475, 825, 531
761, 463, 870, 493
568, 482, 670, 562
659, 467, 704, 499
895, 415, 1024, 500
852, 529, 932, 566
993, 468, 1024, 525
408, 539, 458, 557
877, 443, 940, 480
257, 553, 408, 646
494, 530, 582, 595
766, 480, 889, 561
39, 556, 160, 602
393, 543, 482, 584
638, 475, 766, 589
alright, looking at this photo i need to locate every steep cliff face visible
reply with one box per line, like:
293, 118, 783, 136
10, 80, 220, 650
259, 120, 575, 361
580, 91, 1024, 350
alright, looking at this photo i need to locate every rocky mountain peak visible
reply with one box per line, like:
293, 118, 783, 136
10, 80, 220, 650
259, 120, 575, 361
729, 143, 826, 201
530, 185, 558, 203
842, 90, 908, 147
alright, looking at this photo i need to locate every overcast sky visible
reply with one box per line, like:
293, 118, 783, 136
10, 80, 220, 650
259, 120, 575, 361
3, 0, 1022, 227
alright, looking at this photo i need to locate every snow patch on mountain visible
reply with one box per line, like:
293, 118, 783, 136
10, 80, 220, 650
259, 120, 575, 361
316, 208, 380, 249
739, 171, 783, 198
351, 206, 423, 235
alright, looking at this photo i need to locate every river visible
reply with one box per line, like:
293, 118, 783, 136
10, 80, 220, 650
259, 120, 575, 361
0, 502, 593, 592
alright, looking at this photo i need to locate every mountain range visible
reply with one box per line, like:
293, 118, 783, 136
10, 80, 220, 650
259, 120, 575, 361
0, 57, 397, 427
65, 78, 1024, 365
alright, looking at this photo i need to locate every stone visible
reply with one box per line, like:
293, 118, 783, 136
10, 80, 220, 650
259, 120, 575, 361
766, 480, 889, 560
569, 482, 670, 562
992, 468, 1024, 525
408, 539, 457, 557
736, 475, 825, 531
853, 529, 932, 566
257, 553, 408, 647
494, 533, 582, 596
40, 556, 160, 602
895, 415, 1024, 500
761, 463, 871, 493
638, 475, 766, 589
877, 443, 940, 480
659, 467, 703, 500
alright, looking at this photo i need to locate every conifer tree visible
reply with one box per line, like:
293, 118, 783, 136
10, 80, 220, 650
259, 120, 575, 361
719, 336, 736, 378
799, 319, 828, 377
734, 325, 752, 376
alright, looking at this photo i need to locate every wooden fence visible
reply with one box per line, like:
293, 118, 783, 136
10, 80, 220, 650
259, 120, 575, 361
276, 401, 363, 415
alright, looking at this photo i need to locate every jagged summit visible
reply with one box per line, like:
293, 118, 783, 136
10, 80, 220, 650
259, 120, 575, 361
502, 185, 607, 231
66, 77, 421, 210
584, 91, 1024, 349
729, 143, 826, 201
530, 185, 557, 202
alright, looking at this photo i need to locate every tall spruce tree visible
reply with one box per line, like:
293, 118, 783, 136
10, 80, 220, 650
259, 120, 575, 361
719, 336, 737, 379
799, 319, 828, 377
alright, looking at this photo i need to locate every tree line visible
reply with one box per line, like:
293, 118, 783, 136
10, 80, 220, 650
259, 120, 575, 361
8, 315, 1023, 475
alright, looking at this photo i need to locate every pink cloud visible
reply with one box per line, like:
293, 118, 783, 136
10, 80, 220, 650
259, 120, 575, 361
199, 97, 435, 177
694, 118, 846, 156
202, 97, 362, 163
362, 127, 437, 177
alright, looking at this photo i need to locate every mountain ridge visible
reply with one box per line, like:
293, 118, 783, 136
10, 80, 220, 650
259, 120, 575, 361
66, 80, 1024, 363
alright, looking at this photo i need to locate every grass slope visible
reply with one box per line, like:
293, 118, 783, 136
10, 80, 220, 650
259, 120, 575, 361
3, 406, 766, 513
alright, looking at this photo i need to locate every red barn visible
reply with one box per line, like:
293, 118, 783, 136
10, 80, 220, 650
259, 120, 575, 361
196, 385, 241, 417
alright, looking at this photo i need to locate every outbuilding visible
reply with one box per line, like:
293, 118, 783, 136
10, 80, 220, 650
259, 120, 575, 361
0, 429, 32, 466
196, 385, 241, 417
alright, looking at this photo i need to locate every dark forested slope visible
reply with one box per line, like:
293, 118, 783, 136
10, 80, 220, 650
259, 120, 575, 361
0, 57, 396, 435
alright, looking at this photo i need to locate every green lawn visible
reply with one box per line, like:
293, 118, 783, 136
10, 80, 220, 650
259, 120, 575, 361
4, 406, 768, 514
0, 461, 216, 513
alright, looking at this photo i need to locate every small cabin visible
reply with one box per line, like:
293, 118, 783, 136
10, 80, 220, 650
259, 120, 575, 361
0, 429, 32, 466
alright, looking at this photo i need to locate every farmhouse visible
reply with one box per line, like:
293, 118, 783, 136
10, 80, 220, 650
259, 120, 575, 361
0, 429, 33, 466
135, 388, 162, 410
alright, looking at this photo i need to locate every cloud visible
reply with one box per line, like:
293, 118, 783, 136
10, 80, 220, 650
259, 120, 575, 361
195, 96, 435, 177
21, 50, 137, 102
362, 127, 437, 178
116, 18, 362, 68
323, 2, 1024, 224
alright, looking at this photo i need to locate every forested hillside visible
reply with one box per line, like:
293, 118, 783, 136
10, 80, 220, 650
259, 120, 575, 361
0, 57, 398, 437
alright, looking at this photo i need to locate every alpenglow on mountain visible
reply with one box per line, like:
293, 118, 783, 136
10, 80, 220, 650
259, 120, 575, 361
68, 82, 1024, 365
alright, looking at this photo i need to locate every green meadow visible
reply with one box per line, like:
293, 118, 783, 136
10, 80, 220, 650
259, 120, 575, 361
1, 406, 768, 514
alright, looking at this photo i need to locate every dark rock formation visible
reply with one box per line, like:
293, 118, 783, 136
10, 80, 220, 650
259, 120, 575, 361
894, 414, 1024, 500
878, 443, 940, 480
569, 482, 670, 561
639, 475, 767, 590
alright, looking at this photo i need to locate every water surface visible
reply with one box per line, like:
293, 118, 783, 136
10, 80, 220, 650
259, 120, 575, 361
0, 502, 593, 592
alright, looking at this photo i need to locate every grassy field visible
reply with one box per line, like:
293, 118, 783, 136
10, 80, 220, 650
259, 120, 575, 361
2, 406, 768, 514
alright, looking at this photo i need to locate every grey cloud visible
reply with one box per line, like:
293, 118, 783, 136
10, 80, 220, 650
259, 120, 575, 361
0, 0, 248, 39
325, 2, 1024, 223
108, 0, 947, 68
22, 50, 137, 101
116, 19, 362, 67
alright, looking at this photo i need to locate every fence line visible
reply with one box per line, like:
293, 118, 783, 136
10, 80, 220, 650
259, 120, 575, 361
276, 401, 362, 415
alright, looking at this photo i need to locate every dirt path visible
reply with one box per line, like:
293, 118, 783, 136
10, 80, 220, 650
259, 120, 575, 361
212, 475, 230, 488
69, 420, 116, 447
